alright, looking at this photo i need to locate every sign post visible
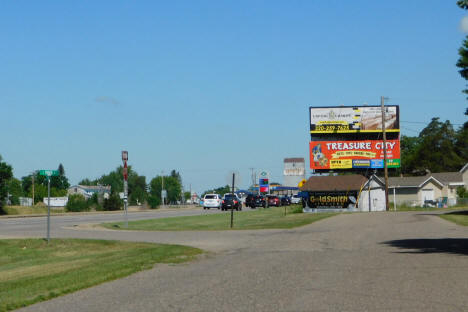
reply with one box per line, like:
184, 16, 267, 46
122, 151, 129, 228
259, 171, 269, 207
39, 170, 59, 243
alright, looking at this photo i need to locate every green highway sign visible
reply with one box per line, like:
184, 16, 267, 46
39, 170, 59, 177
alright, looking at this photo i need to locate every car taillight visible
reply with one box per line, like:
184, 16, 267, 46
234, 200, 238, 204
222, 200, 225, 203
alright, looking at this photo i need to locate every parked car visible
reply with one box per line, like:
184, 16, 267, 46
203, 194, 222, 209
267, 195, 281, 207
221, 193, 242, 211
245, 194, 266, 208
280, 196, 291, 206
291, 194, 301, 204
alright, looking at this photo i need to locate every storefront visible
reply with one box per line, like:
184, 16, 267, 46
300, 174, 385, 212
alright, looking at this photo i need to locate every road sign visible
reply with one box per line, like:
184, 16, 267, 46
122, 151, 128, 161
39, 170, 59, 177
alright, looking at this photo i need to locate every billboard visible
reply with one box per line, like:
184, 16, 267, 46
304, 191, 358, 209
309, 106, 399, 134
309, 140, 400, 170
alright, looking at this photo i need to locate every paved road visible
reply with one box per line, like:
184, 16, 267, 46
0, 207, 225, 238
6, 210, 468, 311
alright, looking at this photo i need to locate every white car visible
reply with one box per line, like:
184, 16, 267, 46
291, 194, 301, 204
203, 194, 222, 209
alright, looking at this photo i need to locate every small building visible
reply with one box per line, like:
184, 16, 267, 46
300, 174, 385, 212
388, 170, 466, 207
68, 185, 111, 200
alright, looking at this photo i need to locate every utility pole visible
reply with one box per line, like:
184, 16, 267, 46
381, 96, 390, 211
31, 173, 35, 206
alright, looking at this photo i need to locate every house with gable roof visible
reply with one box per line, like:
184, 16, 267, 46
388, 163, 467, 207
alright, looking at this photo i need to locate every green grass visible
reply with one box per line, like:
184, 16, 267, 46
0, 238, 202, 311
439, 210, 468, 226
2, 206, 65, 215
102, 206, 337, 231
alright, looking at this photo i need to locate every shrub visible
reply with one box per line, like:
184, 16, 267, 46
66, 194, 89, 212
103, 193, 122, 211
147, 195, 160, 209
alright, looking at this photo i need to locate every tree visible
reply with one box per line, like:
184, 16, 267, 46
458, 0, 468, 10
50, 163, 70, 190
7, 178, 23, 205
183, 191, 191, 202
411, 118, 462, 173
398, 135, 421, 175
66, 194, 89, 212
103, 193, 122, 211
0, 155, 13, 213
149, 172, 183, 207
202, 185, 231, 198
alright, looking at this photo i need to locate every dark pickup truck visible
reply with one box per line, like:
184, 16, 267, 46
221, 194, 242, 211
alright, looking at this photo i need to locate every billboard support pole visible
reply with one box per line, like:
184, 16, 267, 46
381, 96, 390, 211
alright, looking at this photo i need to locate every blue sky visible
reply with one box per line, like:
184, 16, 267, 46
1, 1, 467, 194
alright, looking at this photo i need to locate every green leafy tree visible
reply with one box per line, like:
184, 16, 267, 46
457, 186, 468, 198
0, 155, 13, 213
455, 127, 468, 162
202, 185, 231, 198
183, 191, 191, 202
50, 163, 70, 190
398, 135, 421, 175
458, 1, 468, 10
103, 193, 122, 211
66, 194, 89, 212
78, 178, 96, 186
7, 178, 23, 205
149, 172, 182, 207
412, 118, 462, 173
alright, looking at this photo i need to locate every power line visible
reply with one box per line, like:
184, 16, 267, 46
401, 120, 465, 126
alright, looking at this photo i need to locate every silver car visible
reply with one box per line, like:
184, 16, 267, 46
203, 194, 222, 209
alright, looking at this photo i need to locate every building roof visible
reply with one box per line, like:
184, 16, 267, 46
70, 185, 111, 192
431, 172, 463, 184
300, 174, 368, 192
460, 163, 468, 173
388, 172, 463, 188
284, 158, 305, 163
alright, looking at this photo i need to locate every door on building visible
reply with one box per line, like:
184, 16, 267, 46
421, 189, 434, 202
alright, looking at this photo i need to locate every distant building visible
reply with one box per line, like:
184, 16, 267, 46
283, 158, 306, 187
68, 185, 111, 200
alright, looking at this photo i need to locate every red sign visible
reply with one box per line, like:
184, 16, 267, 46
309, 140, 400, 170
123, 162, 128, 181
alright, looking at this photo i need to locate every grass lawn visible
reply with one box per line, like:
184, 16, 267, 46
2, 206, 65, 215
439, 210, 468, 226
0, 238, 202, 311
102, 206, 337, 231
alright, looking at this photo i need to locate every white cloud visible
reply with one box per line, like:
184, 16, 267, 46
460, 16, 468, 33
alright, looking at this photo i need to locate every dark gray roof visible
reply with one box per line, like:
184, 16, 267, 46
284, 158, 305, 163
431, 172, 463, 184
388, 176, 428, 187
388, 172, 463, 188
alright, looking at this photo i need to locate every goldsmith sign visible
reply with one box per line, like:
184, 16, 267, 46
306, 191, 358, 209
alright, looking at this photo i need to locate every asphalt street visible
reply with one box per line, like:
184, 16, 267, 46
3, 209, 468, 311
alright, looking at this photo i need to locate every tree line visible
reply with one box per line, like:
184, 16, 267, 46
0, 156, 187, 214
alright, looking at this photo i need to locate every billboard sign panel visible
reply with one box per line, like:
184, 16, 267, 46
309, 106, 399, 134
309, 140, 401, 170
304, 191, 358, 209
